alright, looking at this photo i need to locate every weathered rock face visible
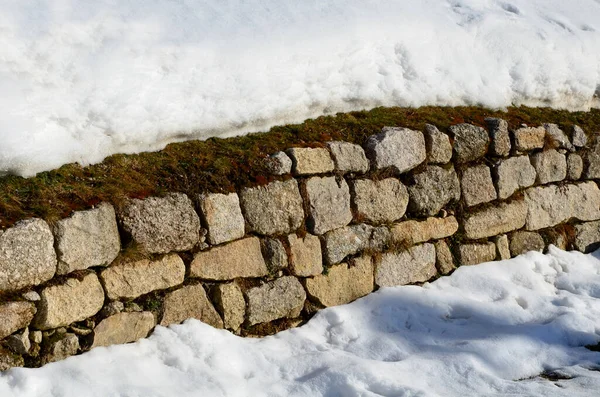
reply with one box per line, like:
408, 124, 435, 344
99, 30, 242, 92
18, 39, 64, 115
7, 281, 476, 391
322, 224, 388, 265
118, 193, 201, 254
424, 124, 453, 163
584, 137, 600, 179
54, 203, 120, 275
458, 242, 496, 266
434, 240, 455, 275
450, 123, 489, 163
350, 178, 409, 224
390, 216, 458, 246
375, 243, 437, 287
0, 219, 57, 292
212, 283, 246, 331
572, 126, 588, 148
494, 156, 537, 199
463, 199, 528, 239
460, 165, 497, 207
160, 284, 223, 328
407, 166, 460, 216
364, 127, 426, 173
567, 153, 583, 180
574, 221, 600, 253
524, 182, 600, 230
190, 237, 268, 280
260, 238, 288, 273
327, 141, 369, 173
304, 176, 352, 235
0, 346, 24, 370
197, 192, 245, 245
485, 118, 511, 157
530, 150, 567, 185
495, 235, 511, 260
286, 147, 334, 175
245, 276, 306, 326
513, 126, 545, 151
509, 231, 545, 256
240, 179, 304, 235
91, 312, 155, 349
543, 123, 574, 151
265, 151, 292, 175
101, 254, 185, 300
34, 273, 105, 330
287, 234, 323, 277
305, 256, 374, 307
41, 333, 79, 365
0, 301, 36, 340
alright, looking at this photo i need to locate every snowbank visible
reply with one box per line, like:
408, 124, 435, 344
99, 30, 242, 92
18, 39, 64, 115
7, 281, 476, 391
2, 247, 600, 396
1, 0, 600, 176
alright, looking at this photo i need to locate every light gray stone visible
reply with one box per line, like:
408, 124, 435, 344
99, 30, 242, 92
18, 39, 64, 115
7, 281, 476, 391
54, 203, 120, 275
365, 127, 426, 173
101, 253, 185, 300
463, 199, 528, 239
449, 123, 489, 163
424, 124, 452, 163
327, 141, 369, 173
434, 240, 455, 275
260, 238, 288, 272
574, 221, 600, 253
160, 284, 223, 328
22, 291, 40, 302
572, 126, 588, 148
513, 126, 545, 151
265, 151, 292, 175
390, 216, 458, 246
485, 118, 511, 157
460, 164, 497, 207
118, 193, 201, 254
494, 156, 537, 199
375, 243, 437, 287
408, 166, 461, 216
0, 219, 56, 292
584, 137, 600, 179
41, 333, 79, 364
543, 123, 574, 151
458, 242, 496, 266
524, 182, 600, 230
287, 234, 323, 277
0, 302, 36, 340
530, 149, 567, 185
322, 224, 388, 265
33, 273, 105, 330
304, 176, 352, 235
0, 347, 23, 371
6, 328, 30, 355
190, 237, 268, 280
197, 192, 245, 245
567, 153, 583, 180
305, 256, 374, 307
286, 147, 334, 175
245, 276, 306, 325
350, 178, 408, 224
91, 312, 155, 348
240, 179, 304, 235
509, 231, 545, 256
212, 283, 245, 331
495, 235, 511, 260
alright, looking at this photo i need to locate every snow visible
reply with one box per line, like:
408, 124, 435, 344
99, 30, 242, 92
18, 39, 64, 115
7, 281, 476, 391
1, 0, 600, 176
3, 246, 600, 396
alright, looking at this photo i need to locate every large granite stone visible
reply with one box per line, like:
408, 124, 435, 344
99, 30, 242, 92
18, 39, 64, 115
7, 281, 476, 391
160, 284, 223, 328
304, 176, 352, 235
514, 126, 546, 151
390, 216, 458, 246
245, 276, 306, 325
434, 240, 455, 275
322, 224, 389, 265
197, 192, 245, 245
462, 199, 528, 239
567, 153, 583, 180
287, 234, 323, 277
509, 231, 545, 256
41, 333, 79, 365
574, 221, 600, 253
408, 165, 460, 216
494, 155, 537, 199
260, 238, 288, 273
424, 124, 452, 164
0, 302, 36, 340
327, 141, 369, 173
485, 118, 511, 157
286, 147, 335, 175
264, 151, 292, 176
495, 235, 511, 260
212, 283, 246, 331
458, 242, 496, 266
450, 123, 489, 163
572, 126, 588, 148
375, 243, 437, 287
350, 178, 408, 224
584, 137, 600, 179
365, 127, 426, 173
530, 149, 567, 185
460, 164, 497, 207
543, 123, 574, 151
91, 312, 155, 348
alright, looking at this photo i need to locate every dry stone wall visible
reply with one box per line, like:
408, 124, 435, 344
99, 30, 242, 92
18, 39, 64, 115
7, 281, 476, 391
2, 120, 600, 370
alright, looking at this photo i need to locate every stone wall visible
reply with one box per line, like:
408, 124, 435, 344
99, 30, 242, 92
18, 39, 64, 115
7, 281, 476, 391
2, 120, 600, 369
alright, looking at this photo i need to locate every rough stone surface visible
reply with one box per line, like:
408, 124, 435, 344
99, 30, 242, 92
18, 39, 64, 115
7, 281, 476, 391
450, 123, 489, 163
407, 166, 461, 216
41, 333, 79, 364
0, 219, 56, 292
92, 312, 155, 348
572, 126, 588, 148
212, 283, 245, 331
190, 237, 268, 280
22, 291, 40, 302
240, 179, 304, 235
485, 118, 511, 157
118, 193, 201, 254
54, 203, 120, 275
364, 127, 426, 173
513, 126, 545, 151
304, 176, 352, 235
424, 124, 452, 163
524, 182, 600, 230
0, 347, 24, 371
458, 242, 496, 266
287, 234, 323, 277
567, 153, 583, 180
6, 328, 30, 355
530, 149, 567, 185
509, 231, 545, 256
434, 240, 455, 275
0, 302, 36, 340
494, 156, 537, 199
460, 165, 497, 206
327, 141, 369, 173
375, 243, 437, 287
574, 221, 600, 253
495, 235, 511, 260
197, 192, 245, 245
100, 301, 124, 318
265, 151, 292, 175
160, 284, 223, 328
305, 256, 374, 307
584, 137, 600, 179
260, 238, 288, 272
322, 224, 388, 265
286, 147, 334, 175
101, 254, 185, 300
544, 123, 574, 151
351, 178, 408, 224
463, 199, 527, 239
245, 276, 306, 325
390, 216, 458, 246
33, 273, 105, 330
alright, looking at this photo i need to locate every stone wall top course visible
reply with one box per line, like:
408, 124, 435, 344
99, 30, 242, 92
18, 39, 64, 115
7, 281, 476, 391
327, 141, 369, 173
365, 127, 426, 173
449, 123, 489, 163
286, 147, 335, 175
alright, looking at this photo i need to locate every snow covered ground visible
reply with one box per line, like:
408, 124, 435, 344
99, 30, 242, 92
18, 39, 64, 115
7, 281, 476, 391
3, 246, 600, 396
1, 0, 600, 176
